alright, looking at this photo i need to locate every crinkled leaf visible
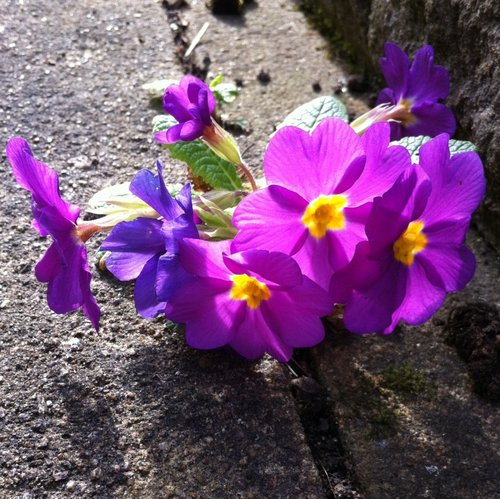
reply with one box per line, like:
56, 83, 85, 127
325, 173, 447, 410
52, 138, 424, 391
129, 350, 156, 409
142, 79, 177, 100
448, 139, 477, 155
278, 96, 348, 133
152, 114, 178, 133
168, 141, 243, 191
391, 136, 477, 163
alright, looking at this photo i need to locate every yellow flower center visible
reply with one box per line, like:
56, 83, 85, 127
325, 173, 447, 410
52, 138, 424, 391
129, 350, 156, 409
397, 98, 416, 126
230, 274, 271, 309
301, 195, 347, 239
393, 221, 428, 265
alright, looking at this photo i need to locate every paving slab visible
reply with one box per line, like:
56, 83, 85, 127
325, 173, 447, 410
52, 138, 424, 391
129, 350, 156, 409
310, 228, 500, 498
0, 0, 351, 496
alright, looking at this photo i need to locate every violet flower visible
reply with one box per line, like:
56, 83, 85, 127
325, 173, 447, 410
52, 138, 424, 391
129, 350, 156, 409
101, 161, 198, 318
331, 134, 485, 334
375, 42, 456, 140
232, 118, 411, 289
6, 137, 100, 330
165, 239, 332, 361
156, 75, 217, 143
154, 75, 245, 170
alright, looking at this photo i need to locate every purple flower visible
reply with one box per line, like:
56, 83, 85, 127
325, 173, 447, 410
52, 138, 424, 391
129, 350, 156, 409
376, 42, 456, 139
332, 134, 485, 334
155, 75, 217, 144
6, 137, 100, 330
154, 75, 244, 167
101, 161, 198, 318
165, 239, 332, 361
232, 118, 411, 289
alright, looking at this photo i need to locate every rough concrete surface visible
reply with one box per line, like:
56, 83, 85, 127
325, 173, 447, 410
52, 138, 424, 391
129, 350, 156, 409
314, 0, 500, 251
0, 0, 355, 496
311, 229, 500, 498
2, 0, 498, 498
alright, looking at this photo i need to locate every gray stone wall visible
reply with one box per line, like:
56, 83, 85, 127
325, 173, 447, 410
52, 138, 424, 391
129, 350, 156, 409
315, 0, 500, 249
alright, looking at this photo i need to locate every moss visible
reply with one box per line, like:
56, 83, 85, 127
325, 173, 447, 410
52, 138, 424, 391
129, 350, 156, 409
380, 363, 429, 399
368, 399, 399, 438
296, 0, 363, 72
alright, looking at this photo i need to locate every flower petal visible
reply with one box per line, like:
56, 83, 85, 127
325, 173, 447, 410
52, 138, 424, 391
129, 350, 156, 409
407, 45, 450, 101
419, 136, 486, 223
232, 185, 308, 255
101, 218, 166, 281
179, 238, 231, 279
379, 42, 410, 99
130, 161, 183, 220
343, 261, 406, 334
264, 118, 365, 200
406, 101, 456, 138
231, 308, 293, 362
134, 257, 166, 319
388, 260, 446, 332
347, 123, 411, 206
6, 137, 80, 222
223, 249, 303, 289
418, 244, 476, 292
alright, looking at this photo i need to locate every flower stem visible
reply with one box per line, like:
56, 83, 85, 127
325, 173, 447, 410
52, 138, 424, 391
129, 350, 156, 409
237, 162, 258, 191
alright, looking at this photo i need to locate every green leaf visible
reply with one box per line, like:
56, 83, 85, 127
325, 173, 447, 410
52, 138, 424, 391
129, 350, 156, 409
448, 139, 477, 155
169, 141, 242, 191
142, 79, 177, 99
278, 96, 348, 133
151, 112, 242, 191
152, 114, 178, 133
209, 74, 240, 104
391, 136, 477, 163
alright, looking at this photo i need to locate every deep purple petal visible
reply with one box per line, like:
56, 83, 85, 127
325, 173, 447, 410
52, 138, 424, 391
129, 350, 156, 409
424, 218, 470, 246
231, 308, 293, 362
169, 281, 243, 350
419, 136, 486, 224
407, 45, 450, 101
379, 42, 410, 100
130, 162, 183, 220
343, 261, 406, 334
178, 120, 205, 141
387, 260, 446, 332
232, 185, 308, 255
101, 218, 166, 281
264, 118, 365, 200
223, 249, 303, 289
163, 84, 194, 123
418, 244, 476, 292
365, 168, 431, 255
179, 238, 231, 279
405, 102, 456, 138
376, 87, 397, 106
270, 274, 332, 321
6, 137, 80, 222
134, 257, 166, 319
155, 253, 195, 302
35, 243, 60, 282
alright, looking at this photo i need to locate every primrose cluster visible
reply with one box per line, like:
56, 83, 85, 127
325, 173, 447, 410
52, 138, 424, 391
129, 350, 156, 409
7, 43, 485, 361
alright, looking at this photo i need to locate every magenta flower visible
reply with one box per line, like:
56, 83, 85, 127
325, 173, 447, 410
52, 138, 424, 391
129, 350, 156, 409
165, 239, 332, 361
332, 134, 485, 334
6, 137, 100, 330
155, 75, 216, 144
101, 161, 198, 318
376, 42, 456, 139
232, 118, 411, 289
